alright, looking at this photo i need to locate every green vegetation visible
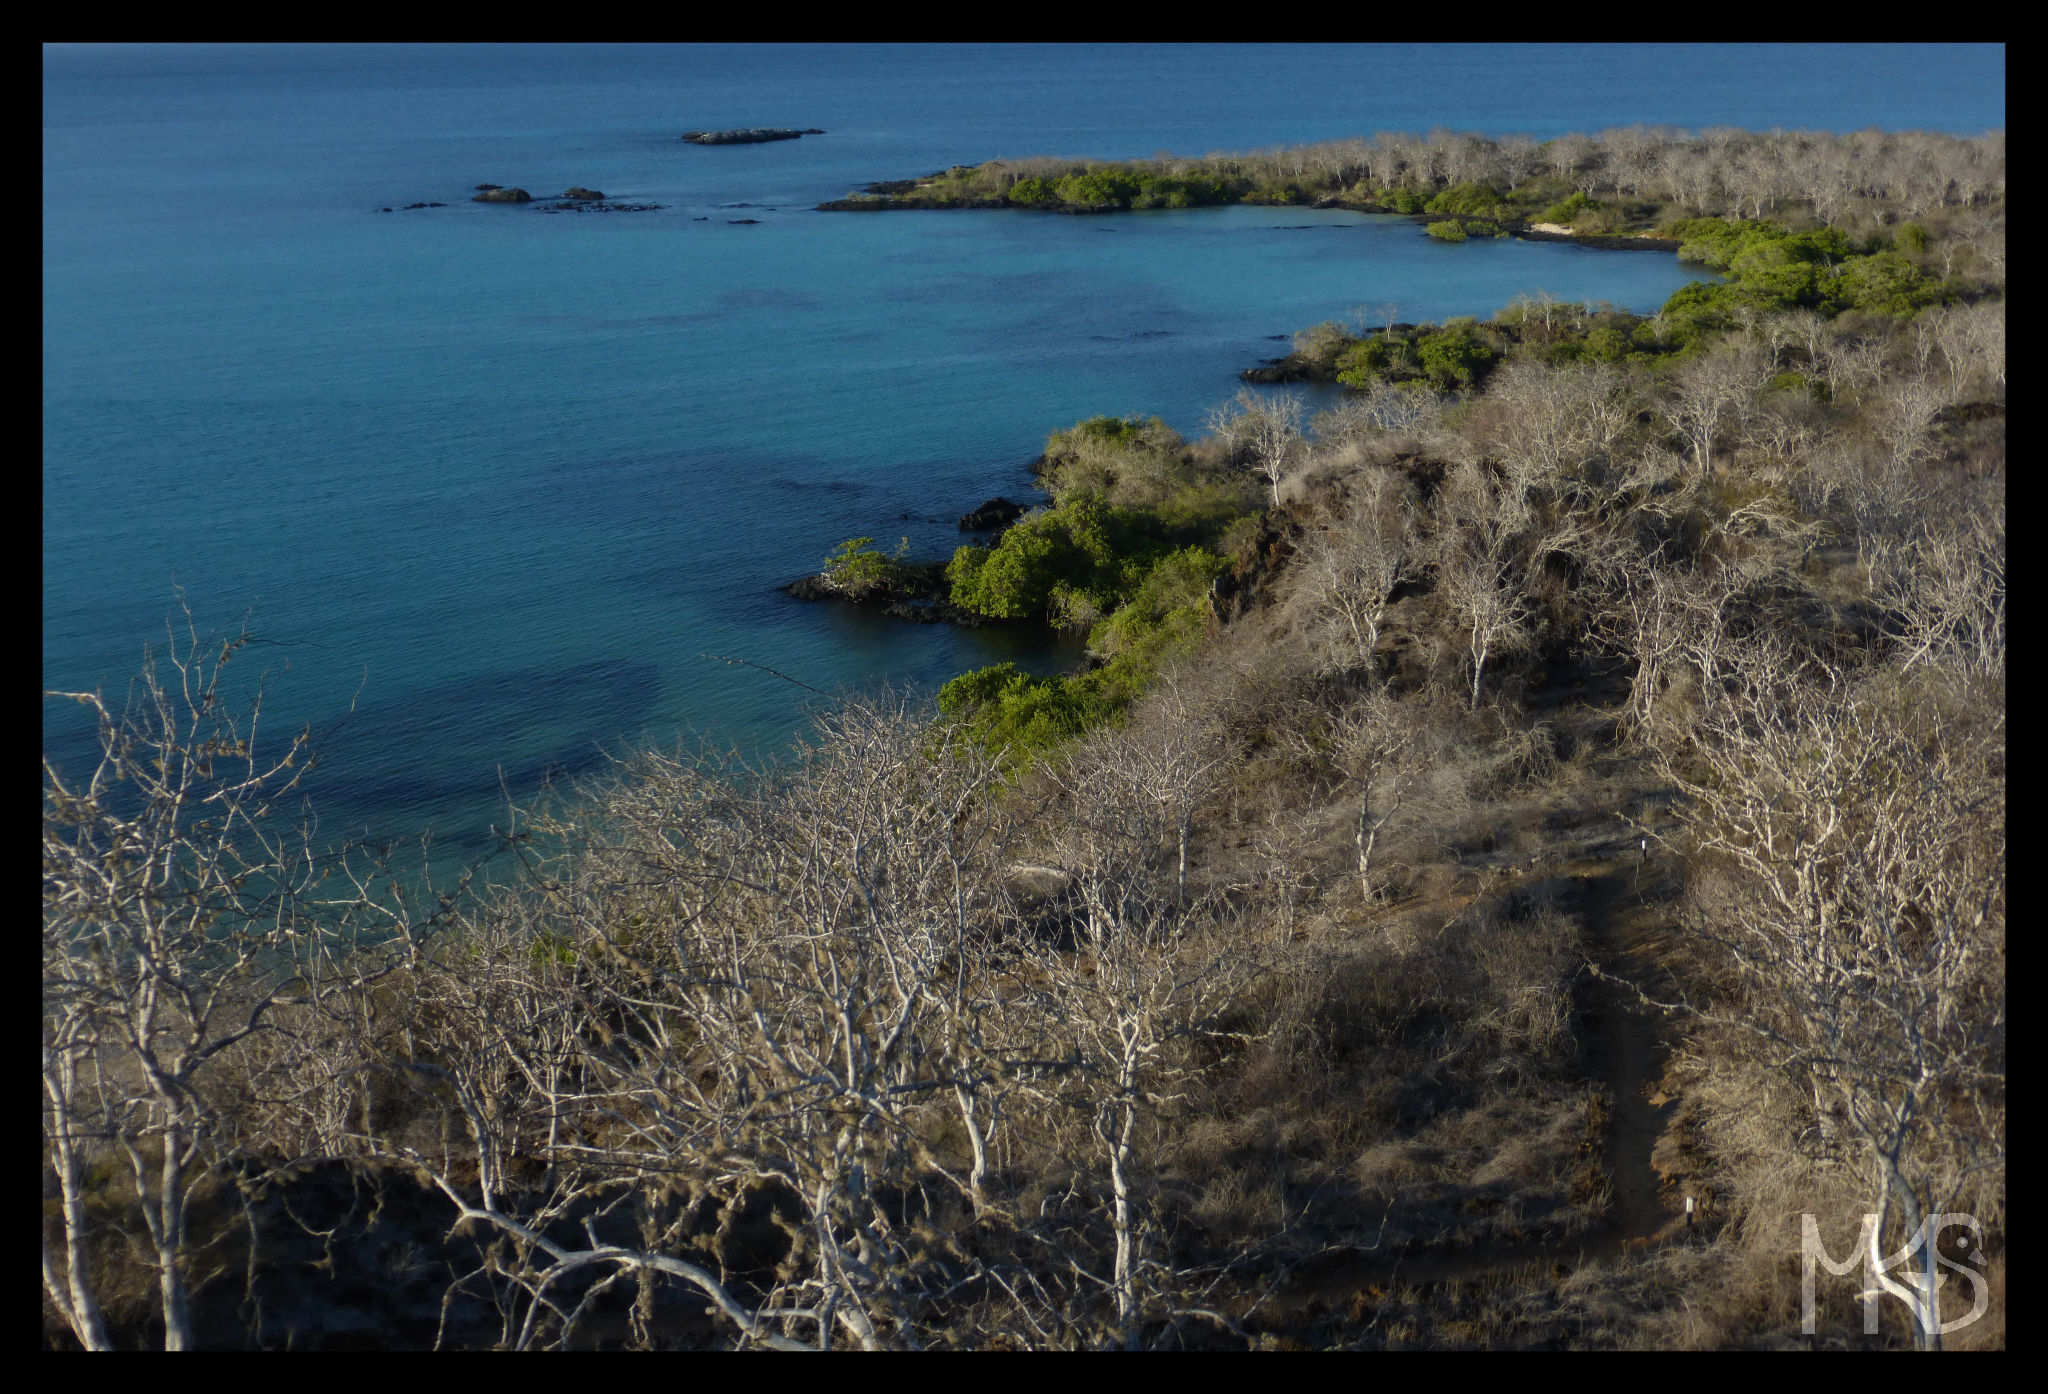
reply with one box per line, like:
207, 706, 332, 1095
1425, 182, 1512, 218
1538, 190, 1604, 225
1332, 319, 1507, 391
939, 542, 1227, 764
1661, 216, 1945, 320
1280, 202, 1979, 400
936, 417, 1259, 764
818, 534, 914, 599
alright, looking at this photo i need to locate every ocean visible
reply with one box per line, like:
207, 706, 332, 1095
42, 42, 2005, 857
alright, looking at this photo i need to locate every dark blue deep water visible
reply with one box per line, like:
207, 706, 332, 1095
44, 43, 2005, 854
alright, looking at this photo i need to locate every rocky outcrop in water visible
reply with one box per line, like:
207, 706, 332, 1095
1240, 352, 1318, 384
783, 558, 993, 627
472, 187, 532, 203
538, 201, 664, 214
959, 497, 1026, 532
563, 187, 605, 201
682, 128, 825, 145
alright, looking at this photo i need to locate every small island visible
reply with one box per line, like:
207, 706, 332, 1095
682, 127, 825, 145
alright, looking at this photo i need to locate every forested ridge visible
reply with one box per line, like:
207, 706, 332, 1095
45, 126, 2003, 1349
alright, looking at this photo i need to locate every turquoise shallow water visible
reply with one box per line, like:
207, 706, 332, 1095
43, 43, 2004, 854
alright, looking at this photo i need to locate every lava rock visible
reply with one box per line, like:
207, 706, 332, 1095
537, 201, 664, 214
959, 497, 1026, 532
1240, 352, 1317, 384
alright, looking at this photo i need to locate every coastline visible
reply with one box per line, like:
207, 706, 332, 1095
816, 185, 1683, 254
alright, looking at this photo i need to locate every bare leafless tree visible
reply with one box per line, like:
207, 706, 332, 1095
1328, 690, 1413, 901
1208, 389, 1305, 509
1865, 484, 2006, 680
1434, 463, 1536, 710
1656, 646, 2005, 1349
352, 697, 1037, 1349
1022, 765, 1257, 1347
1078, 670, 1241, 909
42, 606, 439, 1350
1486, 358, 1638, 489
1298, 467, 1415, 679
1665, 342, 1770, 475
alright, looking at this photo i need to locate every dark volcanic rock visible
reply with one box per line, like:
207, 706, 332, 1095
562, 186, 605, 201
474, 183, 502, 191
538, 201, 663, 213
682, 128, 824, 145
1211, 505, 1309, 624
782, 559, 991, 628
783, 574, 836, 602
959, 497, 1026, 532
1240, 352, 1318, 384
472, 187, 531, 203
728, 218, 760, 224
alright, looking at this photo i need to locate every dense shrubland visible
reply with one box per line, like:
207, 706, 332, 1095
47, 129, 2002, 1348
934, 414, 1263, 763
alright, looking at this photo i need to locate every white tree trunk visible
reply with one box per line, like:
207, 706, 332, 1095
42, 1075, 113, 1351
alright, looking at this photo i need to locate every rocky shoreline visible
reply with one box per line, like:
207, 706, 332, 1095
781, 497, 1033, 626
783, 563, 993, 626
814, 181, 1684, 255
1241, 323, 1449, 383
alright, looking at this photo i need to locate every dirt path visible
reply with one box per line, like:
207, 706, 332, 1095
1575, 861, 1683, 1244
1273, 853, 1686, 1311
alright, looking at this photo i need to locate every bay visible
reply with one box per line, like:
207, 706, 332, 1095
42, 43, 2004, 854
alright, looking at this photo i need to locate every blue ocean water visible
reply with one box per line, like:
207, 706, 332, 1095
43, 43, 2005, 856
